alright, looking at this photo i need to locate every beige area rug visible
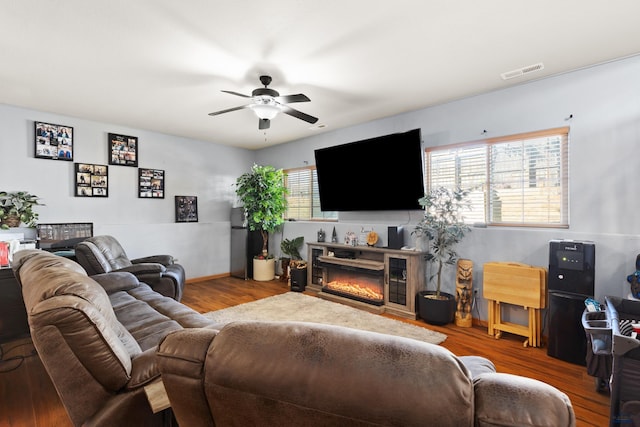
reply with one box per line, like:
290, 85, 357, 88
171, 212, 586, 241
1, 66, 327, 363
204, 292, 447, 345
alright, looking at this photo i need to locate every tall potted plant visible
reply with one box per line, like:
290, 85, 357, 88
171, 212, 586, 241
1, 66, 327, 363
0, 191, 44, 229
413, 186, 471, 325
235, 164, 287, 281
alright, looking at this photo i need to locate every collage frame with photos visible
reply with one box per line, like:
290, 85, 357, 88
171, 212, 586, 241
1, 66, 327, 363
75, 163, 108, 197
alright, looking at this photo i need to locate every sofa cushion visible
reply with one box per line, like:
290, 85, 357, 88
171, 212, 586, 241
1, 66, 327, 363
459, 355, 496, 378
109, 283, 215, 351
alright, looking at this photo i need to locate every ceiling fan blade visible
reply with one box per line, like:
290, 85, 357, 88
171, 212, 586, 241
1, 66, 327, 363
208, 105, 250, 116
258, 118, 270, 130
275, 94, 310, 103
221, 90, 252, 98
280, 105, 319, 124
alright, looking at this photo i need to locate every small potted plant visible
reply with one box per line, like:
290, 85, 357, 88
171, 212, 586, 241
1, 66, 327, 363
235, 164, 288, 281
413, 186, 471, 325
280, 236, 304, 281
281, 236, 307, 290
0, 191, 44, 229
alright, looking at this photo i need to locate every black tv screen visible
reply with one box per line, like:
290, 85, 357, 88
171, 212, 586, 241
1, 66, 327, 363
314, 129, 425, 211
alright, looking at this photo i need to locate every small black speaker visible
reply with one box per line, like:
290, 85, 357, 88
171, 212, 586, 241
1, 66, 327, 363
290, 268, 307, 292
387, 226, 404, 249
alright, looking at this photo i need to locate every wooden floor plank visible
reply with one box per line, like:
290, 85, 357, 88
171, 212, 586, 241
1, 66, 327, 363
0, 276, 609, 427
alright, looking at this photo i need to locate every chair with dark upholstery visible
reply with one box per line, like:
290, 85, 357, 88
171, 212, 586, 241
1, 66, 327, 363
75, 235, 185, 301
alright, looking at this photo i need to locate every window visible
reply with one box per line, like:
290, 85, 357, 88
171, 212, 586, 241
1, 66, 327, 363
426, 127, 569, 227
284, 167, 337, 220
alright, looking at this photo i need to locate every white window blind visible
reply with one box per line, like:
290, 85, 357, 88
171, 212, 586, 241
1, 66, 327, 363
426, 127, 569, 227
284, 167, 337, 220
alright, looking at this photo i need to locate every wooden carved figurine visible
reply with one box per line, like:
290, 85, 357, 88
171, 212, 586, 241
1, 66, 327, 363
455, 259, 473, 327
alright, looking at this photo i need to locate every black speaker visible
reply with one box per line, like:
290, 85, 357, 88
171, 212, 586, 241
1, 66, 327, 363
290, 268, 307, 292
387, 226, 404, 249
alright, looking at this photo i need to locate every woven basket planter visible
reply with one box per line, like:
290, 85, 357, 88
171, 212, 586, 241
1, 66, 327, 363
0, 214, 21, 228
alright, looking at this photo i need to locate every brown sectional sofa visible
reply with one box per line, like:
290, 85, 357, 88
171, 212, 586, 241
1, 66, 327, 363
14, 249, 575, 427
12, 249, 218, 426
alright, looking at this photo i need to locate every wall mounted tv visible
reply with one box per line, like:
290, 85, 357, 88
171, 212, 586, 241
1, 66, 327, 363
314, 128, 425, 211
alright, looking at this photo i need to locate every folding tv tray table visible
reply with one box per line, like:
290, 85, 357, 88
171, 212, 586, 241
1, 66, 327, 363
483, 262, 547, 348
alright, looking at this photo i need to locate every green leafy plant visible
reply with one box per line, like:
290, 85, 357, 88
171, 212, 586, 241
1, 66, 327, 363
0, 191, 44, 229
413, 186, 471, 298
235, 164, 288, 257
281, 236, 304, 260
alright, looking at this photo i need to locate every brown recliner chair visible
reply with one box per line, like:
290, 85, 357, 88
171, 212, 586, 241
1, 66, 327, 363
157, 321, 575, 427
12, 249, 216, 427
75, 235, 185, 301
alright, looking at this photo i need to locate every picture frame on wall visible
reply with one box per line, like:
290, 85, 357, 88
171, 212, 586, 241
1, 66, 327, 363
138, 168, 165, 198
75, 163, 108, 197
35, 121, 73, 161
175, 196, 198, 223
108, 133, 138, 166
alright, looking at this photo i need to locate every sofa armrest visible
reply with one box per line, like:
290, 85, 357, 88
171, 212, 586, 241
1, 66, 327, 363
116, 263, 166, 276
157, 328, 218, 375
473, 372, 575, 427
127, 348, 162, 390
91, 272, 140, 294
157, 328, 218, 427
132, 255, 174, 267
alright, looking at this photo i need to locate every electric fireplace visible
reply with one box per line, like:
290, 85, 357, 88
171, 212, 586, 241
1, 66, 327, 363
319, 258, 384, 306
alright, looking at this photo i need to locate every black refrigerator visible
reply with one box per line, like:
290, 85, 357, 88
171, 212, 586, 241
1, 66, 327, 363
547, 239, 595, 365
230, 207, 262, 279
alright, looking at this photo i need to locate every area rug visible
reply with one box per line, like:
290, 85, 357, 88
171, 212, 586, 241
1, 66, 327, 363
204, 292, 447, 345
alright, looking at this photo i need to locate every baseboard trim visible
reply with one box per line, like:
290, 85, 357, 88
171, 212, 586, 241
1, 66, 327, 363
186, 273, 230, 284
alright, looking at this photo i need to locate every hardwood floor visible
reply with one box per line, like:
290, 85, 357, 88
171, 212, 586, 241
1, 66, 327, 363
0, 276, 609, 427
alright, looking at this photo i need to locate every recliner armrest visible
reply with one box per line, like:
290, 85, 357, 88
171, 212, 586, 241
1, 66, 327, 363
157, 328, 218, 378
131, 255, 174, 267
473, 372, 575, 427
92, 272, 140, 294
115, 263, 166, 276
127, 348, 162, 390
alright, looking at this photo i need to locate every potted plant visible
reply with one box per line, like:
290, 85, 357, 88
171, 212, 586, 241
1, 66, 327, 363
413, 186, 471, 325
0, 191, 44, 229
280, 236, 308, 290
235, 164, 287, 281
280, 236, 304, 282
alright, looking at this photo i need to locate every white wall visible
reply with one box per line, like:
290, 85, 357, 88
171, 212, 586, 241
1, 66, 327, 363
257, 55, 640, 324
0, 104, 255, 278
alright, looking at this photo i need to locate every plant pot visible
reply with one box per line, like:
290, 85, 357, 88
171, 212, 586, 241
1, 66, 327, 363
253, 258, 276, 281
0, 214, 21, 228
417, 291, 456, 325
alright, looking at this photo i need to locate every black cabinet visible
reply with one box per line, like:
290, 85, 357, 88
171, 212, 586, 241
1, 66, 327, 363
0, 268, 29, 343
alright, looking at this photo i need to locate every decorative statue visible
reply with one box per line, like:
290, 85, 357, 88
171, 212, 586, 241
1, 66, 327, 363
455, 259, 473, 327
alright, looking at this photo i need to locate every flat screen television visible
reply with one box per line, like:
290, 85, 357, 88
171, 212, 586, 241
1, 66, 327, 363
314, 128, 425, 211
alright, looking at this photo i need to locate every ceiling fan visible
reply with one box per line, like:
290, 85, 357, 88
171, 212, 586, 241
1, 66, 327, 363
208, 75, 318, 130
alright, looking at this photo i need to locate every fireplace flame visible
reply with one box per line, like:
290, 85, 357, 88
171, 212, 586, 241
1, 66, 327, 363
325, 280, 383, 302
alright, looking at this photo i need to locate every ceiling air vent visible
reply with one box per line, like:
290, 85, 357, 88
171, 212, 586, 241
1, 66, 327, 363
500, 62, 544, 80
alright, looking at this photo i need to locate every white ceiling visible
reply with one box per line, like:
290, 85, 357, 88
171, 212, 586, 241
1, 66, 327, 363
2, 1, 640, 150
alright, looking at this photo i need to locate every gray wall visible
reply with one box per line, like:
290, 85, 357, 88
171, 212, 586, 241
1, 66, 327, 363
2, 54, 639, 324
0, 104, 255, 278
257, 55, 640, 324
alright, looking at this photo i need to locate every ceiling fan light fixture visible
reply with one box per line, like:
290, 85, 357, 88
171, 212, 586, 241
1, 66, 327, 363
250, 98, 281, 120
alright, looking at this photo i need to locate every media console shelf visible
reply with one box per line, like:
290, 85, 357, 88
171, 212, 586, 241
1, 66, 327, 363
307, 242, 426, 319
